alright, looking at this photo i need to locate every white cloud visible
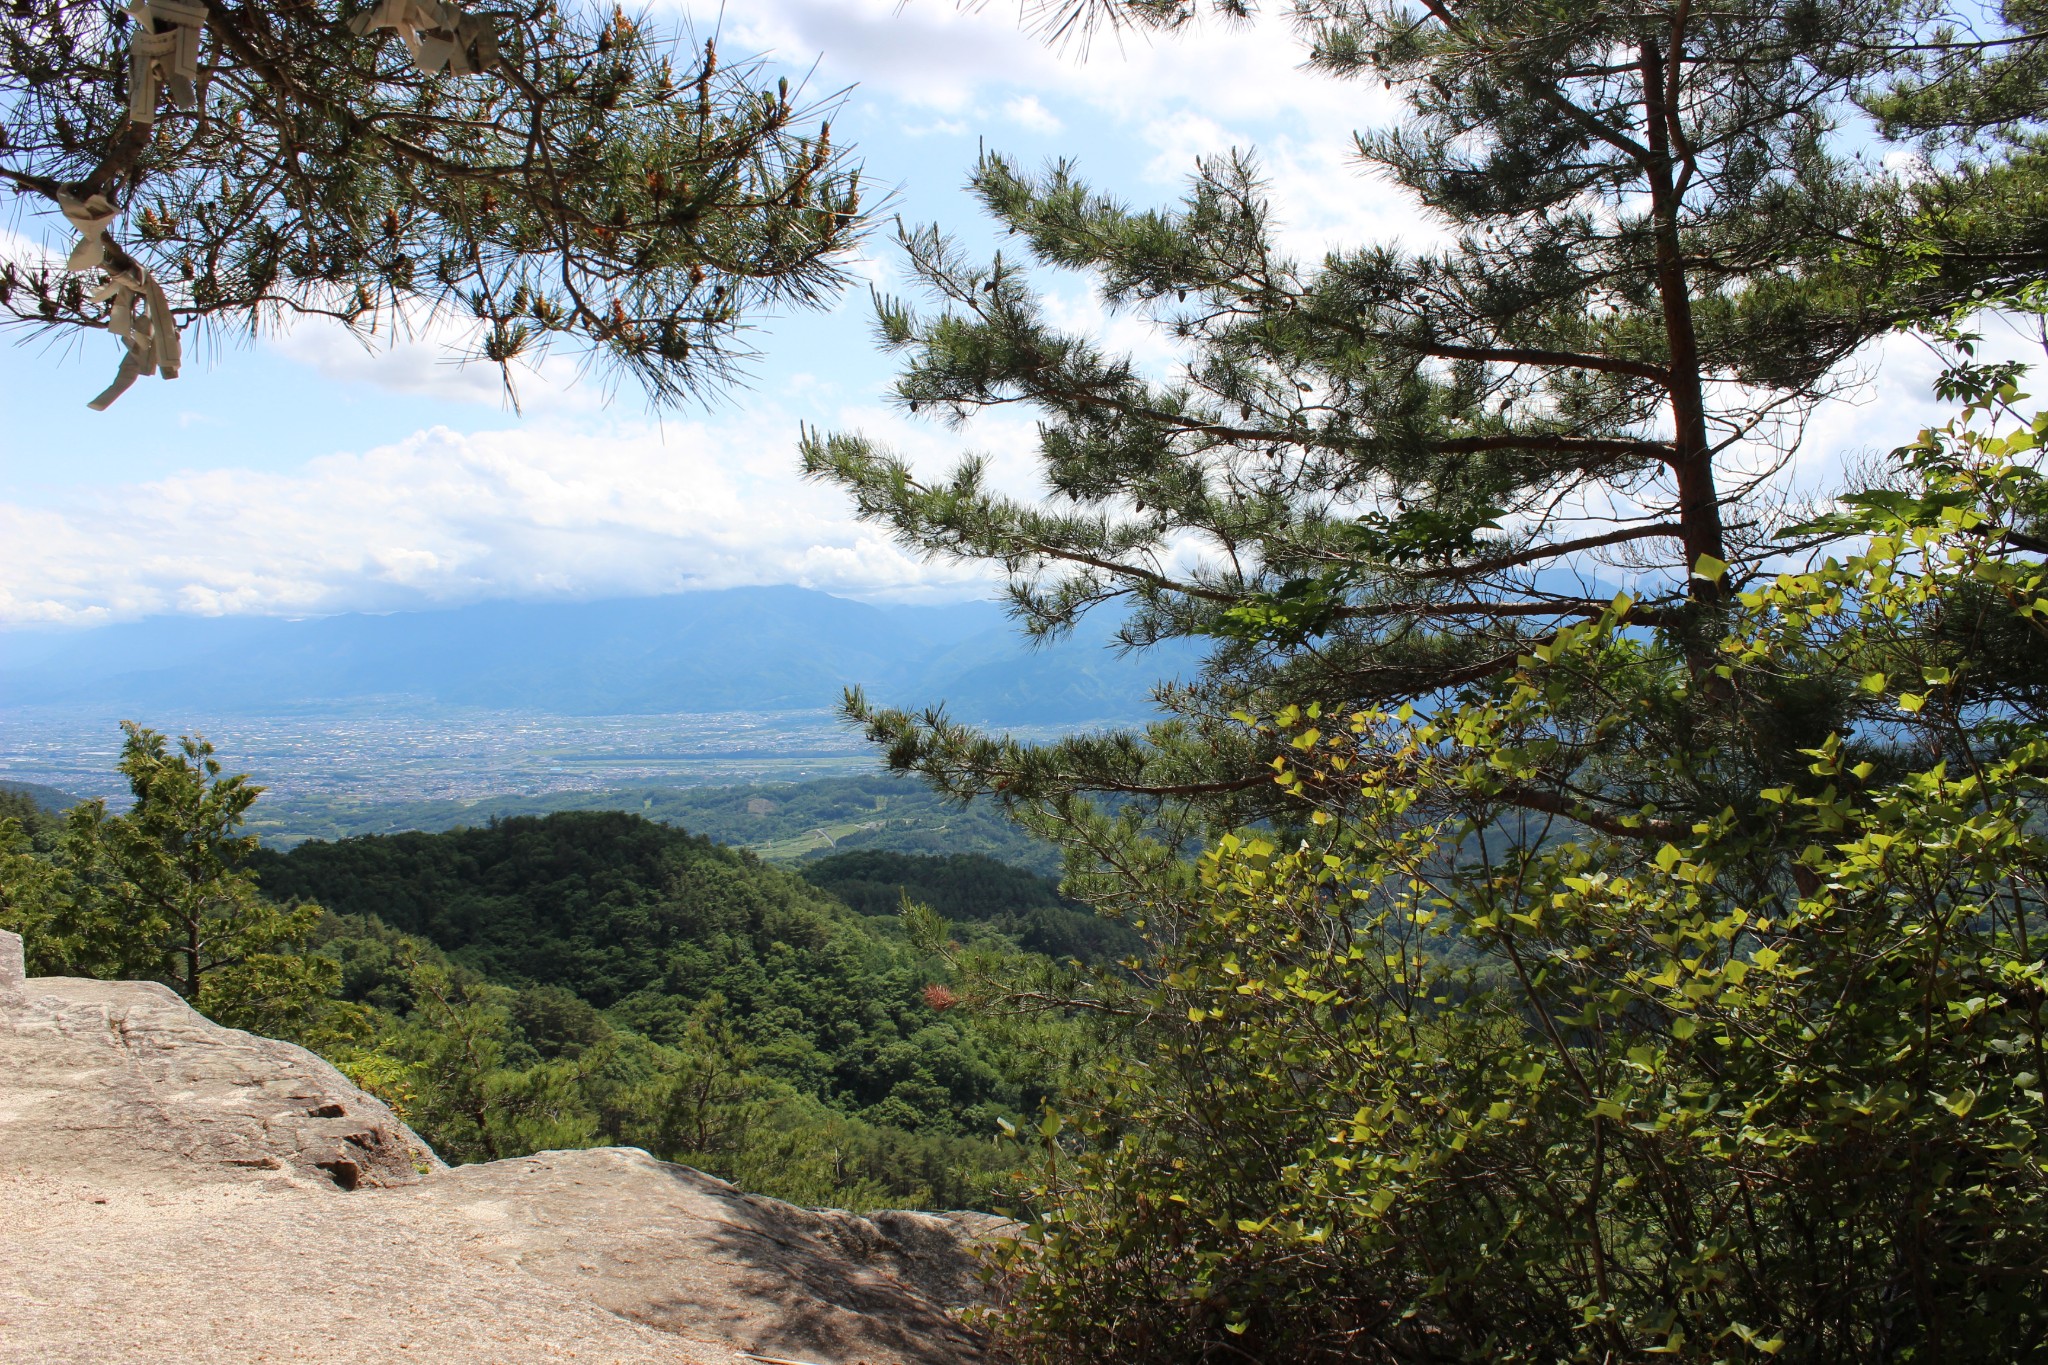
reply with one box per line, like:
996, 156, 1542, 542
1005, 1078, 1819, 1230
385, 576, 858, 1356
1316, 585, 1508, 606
263, 305, 614, 417
0, 411, 1006, 627
896, 114, 972, 137
1138, 110, 1244, 185
1258, 138, 1447, 263
1790, 320, 2048, 490
1125, 110, 1443, 264
720, 0, 1436, 262
1037, 278, 1181, 379
0, 220, 67, 272
680, 0, 1394, 134
693, 0, 1067, 115
1002, 94, 1063, 133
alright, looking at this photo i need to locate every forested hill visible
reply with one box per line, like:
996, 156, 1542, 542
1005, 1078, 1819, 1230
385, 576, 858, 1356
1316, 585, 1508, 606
801, 849, 1141, 965
249, 812, 1093, 1203
0, 780, 78, 815
254, 812, 849, 1009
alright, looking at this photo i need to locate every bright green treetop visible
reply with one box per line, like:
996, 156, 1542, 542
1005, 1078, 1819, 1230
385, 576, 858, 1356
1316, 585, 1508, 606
3, 722, 336, 1035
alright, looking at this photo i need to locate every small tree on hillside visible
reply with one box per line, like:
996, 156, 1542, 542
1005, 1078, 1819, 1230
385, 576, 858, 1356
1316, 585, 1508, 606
54, 722, 335, 1031
1, 3, 863, 408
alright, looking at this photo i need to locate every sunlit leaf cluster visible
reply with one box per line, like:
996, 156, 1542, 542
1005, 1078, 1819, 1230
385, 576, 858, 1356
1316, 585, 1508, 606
982, 394, 2048, 1361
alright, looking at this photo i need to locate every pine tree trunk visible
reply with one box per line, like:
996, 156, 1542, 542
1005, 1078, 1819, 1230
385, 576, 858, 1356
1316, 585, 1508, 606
1641, 37, 1727, 598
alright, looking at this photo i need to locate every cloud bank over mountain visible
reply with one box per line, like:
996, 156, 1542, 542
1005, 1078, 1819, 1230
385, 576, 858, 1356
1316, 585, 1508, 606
0, 412, 1030, 627
0, 2, 1992, 633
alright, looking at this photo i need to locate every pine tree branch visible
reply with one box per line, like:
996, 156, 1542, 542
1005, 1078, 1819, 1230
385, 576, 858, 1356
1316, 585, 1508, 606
1408, 340, 1670, 383
1407, 523, 1685, 579
1497, 784, 1687, 843
988, 363, 1668, 468
1006, 536, 1241, 607
1432, 434, 1677, 465
1048, 773, 1277, 799
1331, 598, 1676, 625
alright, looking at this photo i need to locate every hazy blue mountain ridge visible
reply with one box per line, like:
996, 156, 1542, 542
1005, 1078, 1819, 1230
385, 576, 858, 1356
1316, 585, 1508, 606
0, 587, 1201, 724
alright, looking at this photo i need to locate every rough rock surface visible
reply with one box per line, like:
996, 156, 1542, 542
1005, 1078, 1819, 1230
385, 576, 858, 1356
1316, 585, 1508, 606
0, 934, 1011, 1364
0, 967, 440, 1192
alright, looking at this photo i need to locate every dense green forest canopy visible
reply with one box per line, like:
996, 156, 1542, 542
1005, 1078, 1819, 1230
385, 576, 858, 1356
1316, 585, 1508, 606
800, 848, 1141, 965
0, 780, 77, 817
0, 787, 61, 848
1, 736, 1101, 1212
252, 812, 1072, 1142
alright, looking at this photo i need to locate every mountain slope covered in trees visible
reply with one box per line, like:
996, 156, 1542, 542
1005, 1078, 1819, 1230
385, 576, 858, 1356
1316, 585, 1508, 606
250, 812, 1093, 1205
801, 849, 1140, 965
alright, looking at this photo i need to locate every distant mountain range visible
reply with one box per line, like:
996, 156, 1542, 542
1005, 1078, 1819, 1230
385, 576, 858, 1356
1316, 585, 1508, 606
0, 588, 1201, 725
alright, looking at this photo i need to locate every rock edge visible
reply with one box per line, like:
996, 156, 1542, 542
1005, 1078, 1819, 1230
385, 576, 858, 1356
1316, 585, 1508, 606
0, 934, 1010, 1365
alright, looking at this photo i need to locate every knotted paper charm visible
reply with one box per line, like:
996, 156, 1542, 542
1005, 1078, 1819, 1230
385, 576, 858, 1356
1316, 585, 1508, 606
58, 193, 120, 271
87, 265, 182, 411
417, 9, 498, 76
350, 0, 497, 76
127, 0, 208, 124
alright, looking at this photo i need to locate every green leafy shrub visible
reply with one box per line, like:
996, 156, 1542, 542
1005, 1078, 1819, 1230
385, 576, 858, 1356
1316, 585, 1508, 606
989, 393, 2048, 1361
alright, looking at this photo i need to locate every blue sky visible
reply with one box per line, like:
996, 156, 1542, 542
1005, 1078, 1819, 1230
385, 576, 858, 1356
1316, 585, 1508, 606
0, 1, 1990, 628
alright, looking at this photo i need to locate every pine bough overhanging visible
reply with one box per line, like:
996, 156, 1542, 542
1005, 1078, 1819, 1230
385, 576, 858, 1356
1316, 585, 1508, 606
1, 1, 863, 408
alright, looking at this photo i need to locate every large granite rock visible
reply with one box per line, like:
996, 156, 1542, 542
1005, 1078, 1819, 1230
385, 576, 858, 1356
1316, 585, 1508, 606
0, 932, 1010, 1364
0, 965, 439, 1191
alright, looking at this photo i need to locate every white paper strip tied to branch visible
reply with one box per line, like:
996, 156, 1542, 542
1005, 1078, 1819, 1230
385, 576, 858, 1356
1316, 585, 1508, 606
57, 193, 120, 271
126, 0, 208, 125
350, 0, 432, 65
87, 265, 182, 410
350, 0, 498, 76
418, 13, 498, 77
